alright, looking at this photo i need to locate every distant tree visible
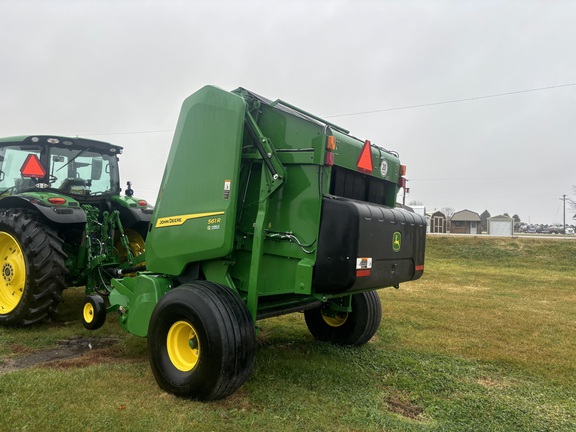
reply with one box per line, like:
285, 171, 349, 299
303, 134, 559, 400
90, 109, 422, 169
503, 212, 510, 217
409, 200, 424, 206
480, 210, 491, 232
441, 207, 454, 218
512, 214, 522, 231
570, 186, 576, 212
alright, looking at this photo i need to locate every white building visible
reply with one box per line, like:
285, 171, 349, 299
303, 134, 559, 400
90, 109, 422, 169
487, 214, 514, 236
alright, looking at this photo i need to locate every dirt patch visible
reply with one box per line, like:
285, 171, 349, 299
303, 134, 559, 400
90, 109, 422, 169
9, 344, 34, 354
213, 387, 260, 412
385, 392, 425, 420
476, 377, 510, 389
0, 337, 121, 374
38, 347, 127, 370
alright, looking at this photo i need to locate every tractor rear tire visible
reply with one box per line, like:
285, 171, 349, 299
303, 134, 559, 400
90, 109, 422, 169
147, 281, 256, 401
0, 209, 67, 326
304, 290, 382, 346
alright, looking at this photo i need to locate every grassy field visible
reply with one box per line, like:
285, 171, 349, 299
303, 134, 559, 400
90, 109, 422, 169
1, 235, 575, 431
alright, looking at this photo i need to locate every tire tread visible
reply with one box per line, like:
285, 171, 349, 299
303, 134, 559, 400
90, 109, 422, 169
0, 209, 67, 326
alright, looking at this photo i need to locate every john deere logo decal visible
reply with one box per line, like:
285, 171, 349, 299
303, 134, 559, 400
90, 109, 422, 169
392, 232, 401, 252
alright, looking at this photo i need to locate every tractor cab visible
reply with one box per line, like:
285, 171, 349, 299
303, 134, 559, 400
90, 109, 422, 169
0, 135, 122, 204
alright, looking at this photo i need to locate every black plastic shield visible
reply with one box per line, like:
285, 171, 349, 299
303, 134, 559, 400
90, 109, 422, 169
313, 196, 426, 294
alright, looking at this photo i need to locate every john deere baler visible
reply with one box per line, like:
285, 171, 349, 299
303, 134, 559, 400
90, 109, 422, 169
86, 85, 426, 400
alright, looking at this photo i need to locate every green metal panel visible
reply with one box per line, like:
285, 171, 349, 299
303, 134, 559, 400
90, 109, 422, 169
0, 136, 29, 143
109, 274, 172, 337
231, 103, 326, 298
331, 129, 402, 184
18, 191, 80, 207
146, 86, 246, 276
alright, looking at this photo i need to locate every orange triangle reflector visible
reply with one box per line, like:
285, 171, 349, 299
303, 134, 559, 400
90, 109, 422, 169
20, 154, 46, 178
357, 140, 373, 174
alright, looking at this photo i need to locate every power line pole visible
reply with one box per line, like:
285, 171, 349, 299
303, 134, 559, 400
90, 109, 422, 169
402, 180, 409, 206
560, 194, 567, 234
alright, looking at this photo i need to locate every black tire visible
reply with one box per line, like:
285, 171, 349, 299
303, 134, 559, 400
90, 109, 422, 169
81, 294, 106, 330
0, 209, 67, 326
147, 281, 256, 401
304, 290, 382, 346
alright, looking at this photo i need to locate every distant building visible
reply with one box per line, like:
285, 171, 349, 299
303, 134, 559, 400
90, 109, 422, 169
411, 205, 426, 218
487, 214, 514, 236
450, 209, 481, 234
427, 210, 447, 233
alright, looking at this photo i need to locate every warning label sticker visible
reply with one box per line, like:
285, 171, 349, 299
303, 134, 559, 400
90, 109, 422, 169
224, 180, 231, 199
356, 257, 373, 269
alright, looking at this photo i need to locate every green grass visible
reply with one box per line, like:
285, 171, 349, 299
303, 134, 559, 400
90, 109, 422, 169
1, 236, 575, 431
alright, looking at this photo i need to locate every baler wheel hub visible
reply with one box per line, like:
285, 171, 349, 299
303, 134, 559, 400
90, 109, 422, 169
321, 311, 349, 328
167, 320, 201, 372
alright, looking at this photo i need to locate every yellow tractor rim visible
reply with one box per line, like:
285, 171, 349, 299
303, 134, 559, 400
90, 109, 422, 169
115, 229, 146, 260
0, 232, 26, 314
83, 302, 95, 324
167, 320, 201, 372
322, 310, 348, 327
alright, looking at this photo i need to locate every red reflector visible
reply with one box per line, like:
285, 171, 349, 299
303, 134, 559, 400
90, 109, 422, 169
20, 154, 46, 178
415, 265, 424, 271
356, 269, 371, 277
137, 200, 148, 207
48, 197, 66, 205
325, 152, 334, 166
398, 177, 406, 188
357, 140, 373, 174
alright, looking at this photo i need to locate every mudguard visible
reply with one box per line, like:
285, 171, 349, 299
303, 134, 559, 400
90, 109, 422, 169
113, 201, 153, 228
0, 195, 86, 224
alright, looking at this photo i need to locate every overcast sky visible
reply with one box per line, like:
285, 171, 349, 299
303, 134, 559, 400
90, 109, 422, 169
1, 0, 574, 224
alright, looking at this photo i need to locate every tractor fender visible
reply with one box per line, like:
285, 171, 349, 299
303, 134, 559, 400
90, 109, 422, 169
0, 196, 86, 225
113, 201, 153, 228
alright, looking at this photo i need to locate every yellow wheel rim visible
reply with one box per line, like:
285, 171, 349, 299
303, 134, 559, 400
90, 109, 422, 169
322, 310, 348, 327
83, 302, 95, 324
167, 320, 201, 372
115, 229, 146, 260
0, 232, 26, 314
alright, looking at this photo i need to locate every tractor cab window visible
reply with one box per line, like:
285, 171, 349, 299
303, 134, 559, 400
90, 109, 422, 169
0, 144, 119, 196
50, 147, 118, 196
0, 145, 42, 195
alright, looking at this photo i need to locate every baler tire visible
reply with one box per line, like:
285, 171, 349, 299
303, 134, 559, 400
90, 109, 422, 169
0, 209, 67, 326
304, 290, 382, 346
81, 294, 106, 330
147, 281, 256, 401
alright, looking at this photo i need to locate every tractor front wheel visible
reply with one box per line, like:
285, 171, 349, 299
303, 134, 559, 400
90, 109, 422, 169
304, 290, 382, 346
147, 281, 256, 401
0, 209, 67, 326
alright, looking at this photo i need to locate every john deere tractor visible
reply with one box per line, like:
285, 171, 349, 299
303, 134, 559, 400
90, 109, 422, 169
0, 135, 152, 325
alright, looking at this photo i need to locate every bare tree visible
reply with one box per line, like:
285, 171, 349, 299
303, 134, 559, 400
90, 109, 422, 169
570, 186, 576, 212
441, 207, 454, 218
